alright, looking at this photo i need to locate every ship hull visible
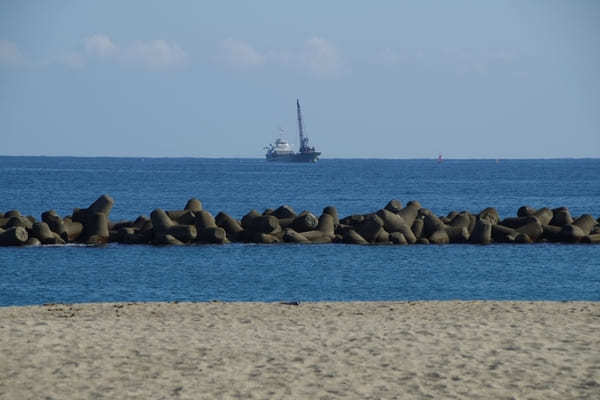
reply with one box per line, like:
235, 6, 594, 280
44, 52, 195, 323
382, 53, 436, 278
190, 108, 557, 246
266, 151, 321, 163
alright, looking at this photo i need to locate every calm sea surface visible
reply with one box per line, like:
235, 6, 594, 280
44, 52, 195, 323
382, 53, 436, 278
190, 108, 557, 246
1, 157, 599, 305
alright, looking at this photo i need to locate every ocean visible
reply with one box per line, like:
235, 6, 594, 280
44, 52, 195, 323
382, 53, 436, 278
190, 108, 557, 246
1, 156, 599, 305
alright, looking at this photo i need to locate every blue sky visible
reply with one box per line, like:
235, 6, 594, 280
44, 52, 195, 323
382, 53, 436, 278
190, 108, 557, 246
1, 0, 598, 158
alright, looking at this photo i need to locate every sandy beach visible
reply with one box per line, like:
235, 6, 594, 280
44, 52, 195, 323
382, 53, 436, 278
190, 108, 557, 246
1, 301, 599, 399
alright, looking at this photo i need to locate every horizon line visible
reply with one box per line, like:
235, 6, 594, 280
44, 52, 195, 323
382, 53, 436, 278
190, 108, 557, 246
1, 155, 599, 160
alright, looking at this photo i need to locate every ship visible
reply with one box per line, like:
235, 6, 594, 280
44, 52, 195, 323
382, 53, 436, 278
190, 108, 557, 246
265, 99, 321, 162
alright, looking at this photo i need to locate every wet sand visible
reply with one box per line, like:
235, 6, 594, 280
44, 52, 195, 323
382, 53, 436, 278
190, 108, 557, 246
1, 301, 599, 399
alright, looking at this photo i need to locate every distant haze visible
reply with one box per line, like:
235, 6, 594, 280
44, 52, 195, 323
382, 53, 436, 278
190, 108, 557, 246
1, 1, 598, 158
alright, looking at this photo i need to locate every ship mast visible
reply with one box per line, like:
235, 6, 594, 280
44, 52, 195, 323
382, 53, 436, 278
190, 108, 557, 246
297, 99, 308, 153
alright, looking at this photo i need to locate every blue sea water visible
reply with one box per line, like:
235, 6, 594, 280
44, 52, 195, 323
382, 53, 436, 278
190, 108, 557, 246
1, 156, 599, 306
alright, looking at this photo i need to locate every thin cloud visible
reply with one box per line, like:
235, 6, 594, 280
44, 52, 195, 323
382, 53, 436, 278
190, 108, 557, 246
374, 47, 424, 67
84, 34, 118, 58
0, 39, 26, 67
58, 52, 86, 69
58, 34, 187, 70
219, 37, 346, 78
123, 39, 188, 69
301, 37, 344, 78
218, 38, 265, 69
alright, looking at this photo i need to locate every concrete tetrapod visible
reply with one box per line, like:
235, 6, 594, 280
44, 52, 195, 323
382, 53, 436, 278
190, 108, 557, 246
582, 234, 600, 244
515, 233, 533, 244
153, 233, 184, 246
428, 225, 469, 244
299, 214, 336, 243
550, 207, 573, 227
500, 216, 536, 229
558, 225, 586, 243
0, 226, 29, 246
241, 210, 261, 230
384, 199, 403, 214
533, 208, 554, 226
389, 232, 408, 245
291, 212, 319, 233
478, 208, 500, 225
118, 227, 150, 245
84, 213, 110, 244
317, 214, 335, 237
6, 216, 33, 230
283, 228, 311, 244
272, 205, 296, 219
376, 209, 416, 244
41, 210, 66, 238
193, 211, 226, 243
132, 216, 151, 230
150, 209, 176, 231
248, 215, 282, 235
25, 237, 41, 246
339, 214, 364, 226
449, 212, 472, 231
62, 219, 84, 242
31, 222, 64, 245
411, 219, 425, 240
167, 225, 198, 243
556, 215, 596, 243
515, 218, 543, 242
195, 211, 217, 230
184, 198, 203, 212
342, 229, 369, 245
88, 194, 115, 216
397, 201, 421, 227
517, 206, 536, 217
245, 231, 280, 244
429, 230, 450, 244
492, 224, 518, 243
4, 210, 21, 218
445, 226, 470, 243
197, 227, 227, 244
420, 209, 446, 238
71, 194, 114, 224
150, 208, 197, 243
470, 219, 492, 245
356, 215, 384, 243
167, 210, 196, 225
443, 211, 459, 224
322, 206, 339, 225
542, 224, 562, 242
573, 215, 596, 235
215, 212, 244, 241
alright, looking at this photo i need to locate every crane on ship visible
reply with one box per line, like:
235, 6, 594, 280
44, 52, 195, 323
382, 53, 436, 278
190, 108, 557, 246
296, 99, 316, 154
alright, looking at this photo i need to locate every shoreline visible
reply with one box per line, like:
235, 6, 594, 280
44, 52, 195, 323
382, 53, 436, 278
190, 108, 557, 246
3, 298, 600, 308
1, 301, 599, 399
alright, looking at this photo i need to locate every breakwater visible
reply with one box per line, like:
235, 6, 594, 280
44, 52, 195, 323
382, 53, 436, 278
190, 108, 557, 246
1, 195, 599, 246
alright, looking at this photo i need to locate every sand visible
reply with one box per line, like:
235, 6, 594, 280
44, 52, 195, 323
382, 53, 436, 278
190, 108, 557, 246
1, 301, 599, 399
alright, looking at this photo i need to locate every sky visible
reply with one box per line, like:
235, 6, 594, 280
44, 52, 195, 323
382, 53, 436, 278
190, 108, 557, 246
0, 0, 599, 158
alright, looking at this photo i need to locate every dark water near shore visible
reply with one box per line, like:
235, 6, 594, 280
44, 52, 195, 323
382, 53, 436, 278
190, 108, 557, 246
1, 156, 599, 305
